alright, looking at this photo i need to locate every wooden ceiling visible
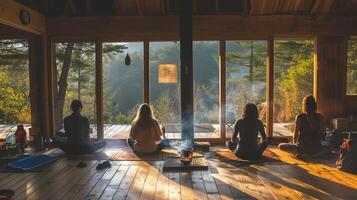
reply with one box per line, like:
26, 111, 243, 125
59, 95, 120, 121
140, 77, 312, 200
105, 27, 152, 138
15, 0, 357, 17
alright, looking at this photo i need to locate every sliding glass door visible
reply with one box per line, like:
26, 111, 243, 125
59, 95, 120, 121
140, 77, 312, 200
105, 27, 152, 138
150, 42, 181, 139
54, 42, 97, 137
103, 42, 144, 139
273, 40, 314, 137
225, 40, 267, 138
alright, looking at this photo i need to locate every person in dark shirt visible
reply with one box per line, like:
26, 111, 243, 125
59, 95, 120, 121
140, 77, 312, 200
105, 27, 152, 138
55, 100, 106, 154
278, 95, 324, 156
226, 103, 268, 160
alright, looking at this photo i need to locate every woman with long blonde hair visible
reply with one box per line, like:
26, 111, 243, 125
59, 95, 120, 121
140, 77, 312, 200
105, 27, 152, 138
278, 95, 324, 156
127, 103, 169, 153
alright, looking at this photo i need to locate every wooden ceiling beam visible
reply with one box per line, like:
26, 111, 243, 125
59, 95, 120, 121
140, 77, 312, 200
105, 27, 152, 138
136, 0, 142, 15
311, 0, 335, 15
0, 0, 45, 35
65, 0, 78, 16
46, 15, 357, 41
113, 0, 122, 15
160, 0, 166, 16
193, 0, 197, 13
86, 0, 91, 16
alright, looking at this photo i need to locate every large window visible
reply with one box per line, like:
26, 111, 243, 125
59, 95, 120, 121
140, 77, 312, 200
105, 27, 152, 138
347, 39, 357, 95
103, 42, 144, 139
0, 39, 31, 138
226, 40, 267, 137
150, 42, 181, 139
55, 42, 97, 136
273, 40, 314, 137
193, 41, 219, 138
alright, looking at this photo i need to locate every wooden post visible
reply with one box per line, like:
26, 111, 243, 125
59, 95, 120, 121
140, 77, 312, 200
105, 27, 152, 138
46, 37, 56, 137
28, 36, 43, 149
219, 40, 226, 139
144, 40, 150, 103
180, 0, 194, 144
266, 37, 274, 140
96, 40, 104, 140
29, 35, 52, 150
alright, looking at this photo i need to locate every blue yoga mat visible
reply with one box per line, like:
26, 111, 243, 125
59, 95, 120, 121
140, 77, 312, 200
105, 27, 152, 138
7, 155, 57, 171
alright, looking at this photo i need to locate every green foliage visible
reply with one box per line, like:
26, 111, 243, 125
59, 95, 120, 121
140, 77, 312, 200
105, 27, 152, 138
226, 41, 267, 120
56, 42, 125, 125
152, 91, 178, 124
347, 40, 357, 95
274, 40, 314, 122
0, 39, 30, 124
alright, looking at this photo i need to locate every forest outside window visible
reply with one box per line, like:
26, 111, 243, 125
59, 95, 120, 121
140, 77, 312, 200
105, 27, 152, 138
54, 42, 97, 136
0, 39, 31, 137
347, 39, 357, 96
273, 39, 314, 137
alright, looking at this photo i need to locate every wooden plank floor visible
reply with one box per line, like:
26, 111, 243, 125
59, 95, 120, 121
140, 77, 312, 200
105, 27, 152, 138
1, 147, 357, 200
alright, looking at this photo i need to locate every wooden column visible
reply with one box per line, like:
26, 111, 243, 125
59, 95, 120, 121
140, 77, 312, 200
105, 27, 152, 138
96, 40, 104, 140
180, 0, 194, 144
144, 40, 150, 103
266, 37, 274, 140
29, 35, 52, 150
46, 37, 56, 137
28, 36, 42, 148
219, 40, 226, 139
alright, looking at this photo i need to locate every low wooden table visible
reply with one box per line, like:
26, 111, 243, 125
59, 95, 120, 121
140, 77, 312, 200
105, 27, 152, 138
163, 157, 208, 172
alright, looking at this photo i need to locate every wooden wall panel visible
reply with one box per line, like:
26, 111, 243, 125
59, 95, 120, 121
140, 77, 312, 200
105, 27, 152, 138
315, 36, 347, 122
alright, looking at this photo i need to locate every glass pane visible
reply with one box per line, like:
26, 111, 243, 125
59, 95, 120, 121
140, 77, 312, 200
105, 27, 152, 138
193, 41, 219, 138
0, 39, 31, 138
347, 40, 357, 95
103, 42, 144, 139
273, 40, 314, 137
225, 40, 267, 138
150, 42, 181, 139
55, 43, 97, 137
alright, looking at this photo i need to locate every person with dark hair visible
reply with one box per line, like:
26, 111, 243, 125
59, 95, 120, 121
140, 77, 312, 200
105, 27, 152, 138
226, 103, 268, 160
54, 99, 106, 154
278, 95, 324, 156
127, 103, 169, 153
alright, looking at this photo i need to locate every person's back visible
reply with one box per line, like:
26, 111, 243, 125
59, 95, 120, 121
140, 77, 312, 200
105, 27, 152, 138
127, 103, 169, 153
64, 112, 89, 146
226, 103, 268, 160
130, 119, 161, 153
236, 119, 266, 156
279, 95, 324, 156
296, 112, 322, 154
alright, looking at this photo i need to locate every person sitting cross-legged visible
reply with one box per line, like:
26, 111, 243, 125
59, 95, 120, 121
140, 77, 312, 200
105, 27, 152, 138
127, 103, 169, 154
53, 100, 106, 154
226, 103, 268, 160
278, 95, 324, 157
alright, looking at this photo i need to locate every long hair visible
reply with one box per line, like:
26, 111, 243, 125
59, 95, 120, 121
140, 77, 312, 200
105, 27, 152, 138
242, 103, 259, 120
131, 103, 156, 131
302, 95, 317, 114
